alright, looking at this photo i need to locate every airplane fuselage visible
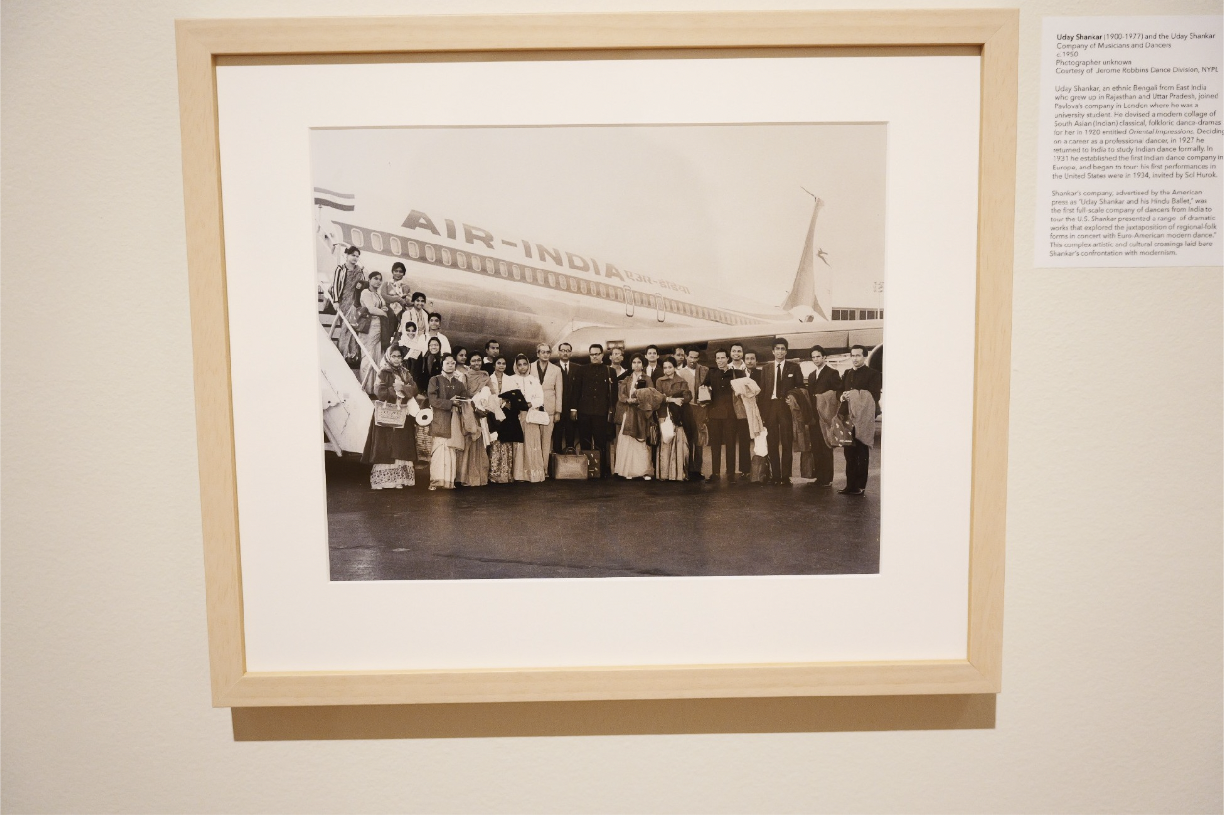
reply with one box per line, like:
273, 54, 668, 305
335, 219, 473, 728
318, 209, 882, 361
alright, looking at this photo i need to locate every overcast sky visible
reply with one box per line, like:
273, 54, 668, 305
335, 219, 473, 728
311, 123, 885, 309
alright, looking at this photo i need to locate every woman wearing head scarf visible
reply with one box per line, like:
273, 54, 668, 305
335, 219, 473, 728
399, 321, 419, 354
505, 354, 547, 483
487, 356, 526, 484
653, 356, 692, 481
411, 336, 444, 394
361, 345, 418, 489
455, 355, 492, 488
612, 354, 659, 480
426, 353, 469, 490
357, 271, 390, 394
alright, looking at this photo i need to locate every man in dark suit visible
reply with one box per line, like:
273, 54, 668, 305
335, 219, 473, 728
642, 345, 663, 384
573, 344, 617, 476
705, 349, 745, 481
681, 347, 711, 480
839, 344, 882, 495
553, 341, 582, 452
806, 345, 843, 488
760, 339, 806, 485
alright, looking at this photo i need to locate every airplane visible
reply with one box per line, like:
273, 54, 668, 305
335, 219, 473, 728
315, 190, 882, 360
313, 187, 883, 454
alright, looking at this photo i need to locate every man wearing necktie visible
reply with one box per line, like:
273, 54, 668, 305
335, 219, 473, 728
532, 342, 562, 459
552, 342, 582, 452
762, 338, 803, 485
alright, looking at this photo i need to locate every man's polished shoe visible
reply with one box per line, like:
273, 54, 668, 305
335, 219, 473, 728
838, 487, 864, 495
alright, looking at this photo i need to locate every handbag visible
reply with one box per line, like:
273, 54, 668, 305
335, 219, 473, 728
414, 424, 433, 460
697, 384, 712, 403
372, 400, 409, 428
826, 410, 856, 447
645, 423, 660, 446
354, 306, 372, 334
525, 407, 550, 426
659, 415, 676, 443
583, 450, 602, 478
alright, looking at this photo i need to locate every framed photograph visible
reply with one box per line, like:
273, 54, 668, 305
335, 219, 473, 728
177, 10, 1017, 706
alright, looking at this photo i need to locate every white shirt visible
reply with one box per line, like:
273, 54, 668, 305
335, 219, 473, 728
408, 331, 451, 356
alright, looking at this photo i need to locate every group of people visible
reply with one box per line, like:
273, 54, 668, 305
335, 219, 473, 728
358, 335, 882, 496
327, 245, 454, 394
327, 244, 882, 495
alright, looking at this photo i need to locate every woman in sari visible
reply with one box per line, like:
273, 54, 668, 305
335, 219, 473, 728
487, 356, 525, 484
404, 328, 433, 463
357, 271, 390, 394
456, 359, 492, 487
380, 261, 411, 345
426, 353, 469, 490
653, 356, 692, 481
613, 354, 657, 480
505, 354, 547, 483
360, 345, 418, 489
411, 336, 444, 394
330, 245, 365, 365
452, 347, 469, 381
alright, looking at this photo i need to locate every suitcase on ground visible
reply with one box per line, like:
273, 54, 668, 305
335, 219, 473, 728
550, 452, 588, 480
583, 449, 602, 478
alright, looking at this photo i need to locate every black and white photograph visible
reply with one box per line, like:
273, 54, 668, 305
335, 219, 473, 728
313, 123, 886, 581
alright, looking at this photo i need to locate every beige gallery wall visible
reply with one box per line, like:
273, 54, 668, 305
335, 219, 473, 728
2, 0, 1220, 812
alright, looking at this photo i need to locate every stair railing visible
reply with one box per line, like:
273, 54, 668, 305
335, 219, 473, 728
319, 286, 378, 373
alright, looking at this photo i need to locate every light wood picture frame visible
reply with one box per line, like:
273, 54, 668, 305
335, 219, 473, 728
177, 10, 1017, 707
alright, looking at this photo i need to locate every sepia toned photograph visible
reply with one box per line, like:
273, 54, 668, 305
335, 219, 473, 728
313, 123, 886, 581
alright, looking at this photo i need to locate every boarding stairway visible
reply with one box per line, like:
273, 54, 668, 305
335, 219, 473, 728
318, 287, 376, 455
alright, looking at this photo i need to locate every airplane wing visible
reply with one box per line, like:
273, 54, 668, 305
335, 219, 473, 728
561, 318, 883, 357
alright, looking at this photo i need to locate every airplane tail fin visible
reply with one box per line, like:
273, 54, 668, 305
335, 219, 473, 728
781, 196, 830, 320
